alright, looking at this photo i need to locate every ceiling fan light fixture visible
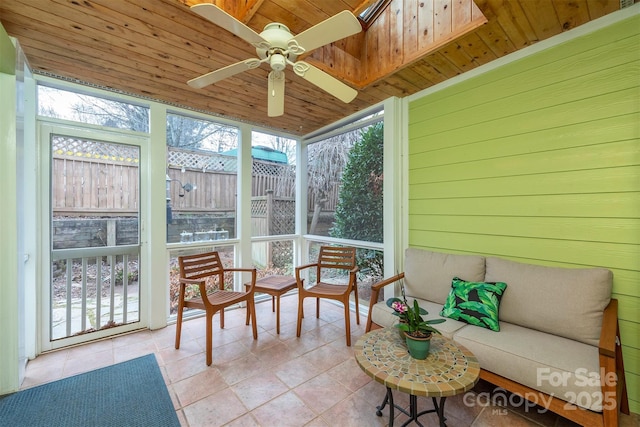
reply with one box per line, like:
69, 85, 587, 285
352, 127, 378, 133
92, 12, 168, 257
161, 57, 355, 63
270, 54, 287, 71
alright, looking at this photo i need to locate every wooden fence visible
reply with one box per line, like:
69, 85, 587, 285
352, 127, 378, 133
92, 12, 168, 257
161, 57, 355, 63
52, 149, 336, 215
52, 157, 139, 215
167, 167, 237, 211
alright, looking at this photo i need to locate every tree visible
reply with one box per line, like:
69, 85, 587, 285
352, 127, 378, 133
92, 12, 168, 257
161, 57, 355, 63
330, 122, 384, 243
166, 113, 237, 151
306, 132, 358, 234
73, 98, 237, 151
38, 86, 237, 151
72, 96, 149, 132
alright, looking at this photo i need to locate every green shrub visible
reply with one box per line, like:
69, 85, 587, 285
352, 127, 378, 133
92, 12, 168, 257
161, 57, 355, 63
330, 122, 384, 276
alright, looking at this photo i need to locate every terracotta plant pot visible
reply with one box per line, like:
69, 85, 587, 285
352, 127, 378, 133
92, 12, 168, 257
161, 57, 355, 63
404, 332, 432, 360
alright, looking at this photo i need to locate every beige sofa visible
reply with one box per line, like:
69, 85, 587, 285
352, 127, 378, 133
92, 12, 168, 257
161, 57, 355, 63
366, 248, 629, 427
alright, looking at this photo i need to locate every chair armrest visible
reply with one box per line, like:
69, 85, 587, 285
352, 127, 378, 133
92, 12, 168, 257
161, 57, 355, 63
296, 263, 318, 273
366, 272, 405, 332
372, 272, 405, 293
178, 277, 209, 307
295, 263, 318, 288
599, 298, 618, 358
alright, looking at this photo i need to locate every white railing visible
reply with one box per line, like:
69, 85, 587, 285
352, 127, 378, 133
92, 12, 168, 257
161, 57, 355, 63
50, 245, 140, 340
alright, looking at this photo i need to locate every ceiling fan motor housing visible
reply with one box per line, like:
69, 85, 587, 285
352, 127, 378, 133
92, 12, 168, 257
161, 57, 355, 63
256, 22, 298, 61
260, 23, 293, 48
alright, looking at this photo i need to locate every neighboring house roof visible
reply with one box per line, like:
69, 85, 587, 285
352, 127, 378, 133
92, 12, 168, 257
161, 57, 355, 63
222, 146, 288, 164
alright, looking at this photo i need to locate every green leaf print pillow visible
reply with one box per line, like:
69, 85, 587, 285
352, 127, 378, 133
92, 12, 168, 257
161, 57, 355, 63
440, 277, 507, 332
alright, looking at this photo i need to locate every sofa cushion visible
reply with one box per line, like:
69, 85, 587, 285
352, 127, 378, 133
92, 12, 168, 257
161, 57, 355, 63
453, 322, 603, 411
440, 277, 507, 331
370, 299, 467, 340
485, 257, 612, 346
404, 248, 486, 305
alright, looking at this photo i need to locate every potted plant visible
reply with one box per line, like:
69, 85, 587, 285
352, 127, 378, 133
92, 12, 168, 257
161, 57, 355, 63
387, 284, 445, 359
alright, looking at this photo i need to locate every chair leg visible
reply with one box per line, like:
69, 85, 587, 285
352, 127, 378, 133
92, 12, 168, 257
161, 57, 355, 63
220, 307, 225, 329
354, 285, 360, 325
245, 301, 250, 326
244, 284, 251, 326
275, 295, 281, 335
296, 294, 304, 338
249, 297, 258, 339
344, 300, 351, 346
316, 297, 320, 318
205, 311, 214, 366
175, 301, 184, 349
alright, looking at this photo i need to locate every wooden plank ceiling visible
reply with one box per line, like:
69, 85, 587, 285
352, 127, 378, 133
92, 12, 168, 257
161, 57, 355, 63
0, 0, 622, 135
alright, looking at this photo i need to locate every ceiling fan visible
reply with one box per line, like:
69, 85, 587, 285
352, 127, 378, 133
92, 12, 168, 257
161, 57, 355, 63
187, 4, 363, 117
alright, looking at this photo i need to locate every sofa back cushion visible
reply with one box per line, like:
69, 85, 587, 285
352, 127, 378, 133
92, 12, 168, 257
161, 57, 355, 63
404, 248, 486, 305
485, 257, 613, 346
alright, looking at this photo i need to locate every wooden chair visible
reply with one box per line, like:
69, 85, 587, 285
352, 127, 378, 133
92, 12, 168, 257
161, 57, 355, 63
295, 246, 359, 346
175, 251, 257, 366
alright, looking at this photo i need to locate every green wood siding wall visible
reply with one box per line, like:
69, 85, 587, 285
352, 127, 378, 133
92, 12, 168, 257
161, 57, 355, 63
407, 12, 639, 413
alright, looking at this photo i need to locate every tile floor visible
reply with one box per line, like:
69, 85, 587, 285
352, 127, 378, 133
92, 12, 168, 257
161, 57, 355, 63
22, 295, 639, 427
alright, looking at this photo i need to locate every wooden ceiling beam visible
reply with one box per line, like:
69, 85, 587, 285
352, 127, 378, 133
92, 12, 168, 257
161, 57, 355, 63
355, 0, 487, 88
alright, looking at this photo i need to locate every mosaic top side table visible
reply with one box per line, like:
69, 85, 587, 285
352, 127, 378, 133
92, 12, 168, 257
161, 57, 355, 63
354, 327, 480, 427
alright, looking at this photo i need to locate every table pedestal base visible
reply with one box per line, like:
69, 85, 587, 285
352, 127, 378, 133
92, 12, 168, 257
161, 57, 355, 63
375, 387, 447, 427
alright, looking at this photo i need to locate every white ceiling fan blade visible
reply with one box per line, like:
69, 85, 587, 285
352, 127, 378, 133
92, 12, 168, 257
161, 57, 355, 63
290, 11, 362, 54
292, 61, 357, 103
188, 58, 262, 89
190, 4, 269, 48
268, 71, 285, 117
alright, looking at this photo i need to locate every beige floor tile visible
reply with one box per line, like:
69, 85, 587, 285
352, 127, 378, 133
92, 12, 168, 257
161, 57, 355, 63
250, 391, 316, 427
183, 388, 248, 427
20, 364, 66, 389
299, 344, 350, 372
294, 372, 352, 414
304, 417, 330, 426
320, 393, 388, 427
22, 296, 636, 427
111, 329, 153, 348
216, 353, 266, 386
274, 356, 326, 388
113, 340, 156, 363
62, 347, 114, 377
224, 412, 261, 427
173, 367, 229, 408
164, 352, 210, 383
162, 337, 205, 365
231, 371, 289, 410
326, 357, 372, 392
252, 340, 295, 367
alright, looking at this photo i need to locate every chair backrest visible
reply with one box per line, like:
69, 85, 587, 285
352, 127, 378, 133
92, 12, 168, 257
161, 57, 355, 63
317, 246, 357, 282
178, 251, 225, 283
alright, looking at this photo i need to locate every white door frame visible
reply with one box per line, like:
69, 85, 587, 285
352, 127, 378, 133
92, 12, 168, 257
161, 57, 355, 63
39, 123, 150, 351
